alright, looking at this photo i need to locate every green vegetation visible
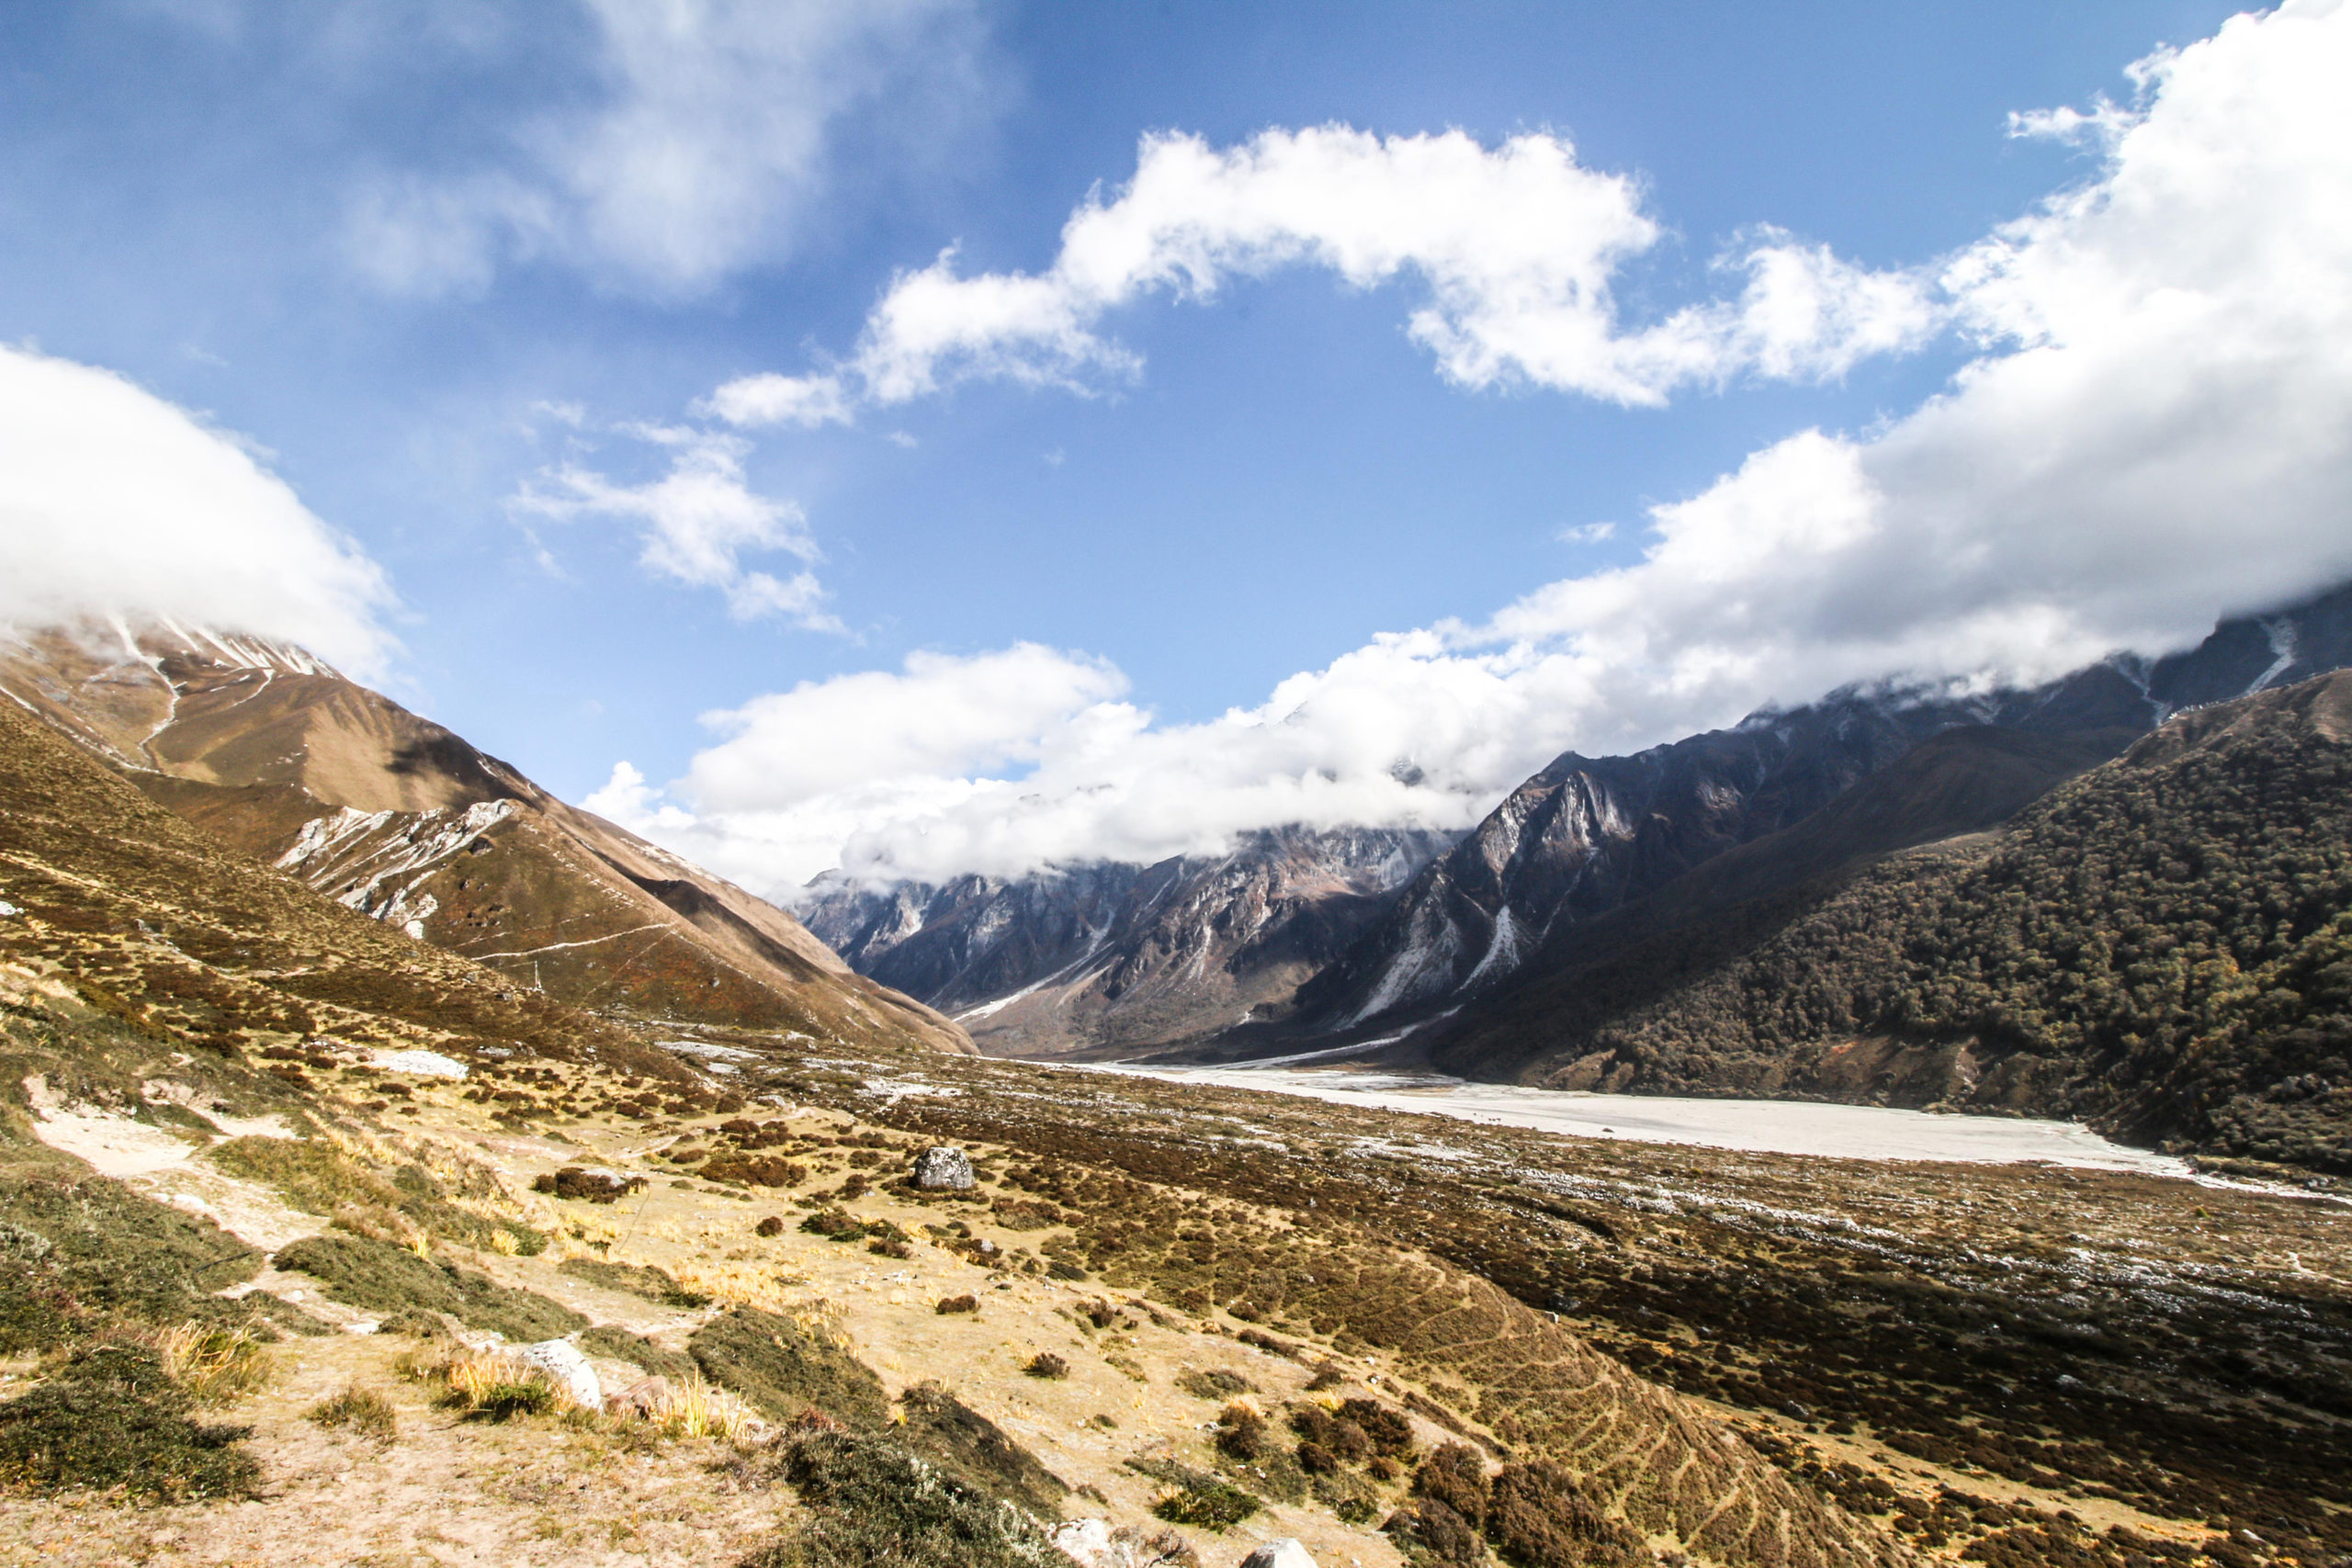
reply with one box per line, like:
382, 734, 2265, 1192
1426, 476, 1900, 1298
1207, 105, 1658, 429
558, 1255, 711, 1307
687, 1306, 888, 1428
207, 1134, 546, 1254
897, 1381, 1068, 1517
741, 1421, 1062, 1568
577, 1324, 697, 1382
1456, 690, 2352, 1168
1150, 1475, 1261, 1530
0, 1342, 259, 1502
272, 1232, 585, 1340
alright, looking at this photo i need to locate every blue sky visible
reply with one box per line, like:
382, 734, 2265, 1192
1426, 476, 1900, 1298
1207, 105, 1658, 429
4, 1, 2346, 895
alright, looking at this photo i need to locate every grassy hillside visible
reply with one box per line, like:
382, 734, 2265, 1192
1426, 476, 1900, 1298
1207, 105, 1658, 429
1441, 672, 2352, 1170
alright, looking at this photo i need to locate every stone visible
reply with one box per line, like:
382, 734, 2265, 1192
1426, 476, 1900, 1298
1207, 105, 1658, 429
1238, 1540, 1316, 1568
610, 1374, 673, 1419
913, 1145, 976, 1190
515, 1337, 602, 1408
1052, 1518, 1131, 1568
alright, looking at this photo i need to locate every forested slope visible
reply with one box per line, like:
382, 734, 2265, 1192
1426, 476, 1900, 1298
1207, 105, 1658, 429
1437, 671, 2352, 1170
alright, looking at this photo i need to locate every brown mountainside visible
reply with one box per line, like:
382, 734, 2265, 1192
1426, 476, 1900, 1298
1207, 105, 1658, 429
0, 620, 967, 1054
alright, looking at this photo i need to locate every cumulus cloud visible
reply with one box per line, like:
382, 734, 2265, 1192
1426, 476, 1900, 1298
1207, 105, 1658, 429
348, 0, 988, 298
512, 424, 840, 628
604, 2, 2352, 897
709, 123, 1939, 424
0, 344, 398, 678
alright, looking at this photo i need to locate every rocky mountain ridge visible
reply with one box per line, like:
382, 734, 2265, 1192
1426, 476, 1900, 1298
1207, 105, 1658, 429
801, 825, 1453, 1055
0, 618, 968, 1055
807, 583, 2352, 1066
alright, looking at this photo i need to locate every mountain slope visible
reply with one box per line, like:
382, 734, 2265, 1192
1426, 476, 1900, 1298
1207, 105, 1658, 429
1253, 583, 2352, 1047
1432, 670, 2352, 1169
0, 619, 968, 1054
801, 827, 1453, 1055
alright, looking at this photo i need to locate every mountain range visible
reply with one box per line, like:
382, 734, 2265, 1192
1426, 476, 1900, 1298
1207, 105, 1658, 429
805, 582, 2352, 1168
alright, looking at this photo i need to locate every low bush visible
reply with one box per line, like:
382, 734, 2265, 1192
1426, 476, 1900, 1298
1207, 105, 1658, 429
741, 1419, 1062, 1568
1339, 1396, 1416, 1457
702, 1156, 808, 1189
273, 1233, 585, 1341
899, 1381, 1069, 1516
558, 1256, 711, 1308
1484, 1461, 1651, 1568
1023, 1352, 1069, 1380
1150, 1476, 1261, 1531
689, 1307, 888, 1428
1414, 1443, 1491, 1528
1215, 1403, 1267, 1461
531, 1167, 645, 1203
1389, 1498, 1484, 1564
936, 1294, 979, 1315
755, 1215, 786, 1237
800, 1206, 863, 1240
0, 1342, 258, 1501
1176, 1368, 1252, 1400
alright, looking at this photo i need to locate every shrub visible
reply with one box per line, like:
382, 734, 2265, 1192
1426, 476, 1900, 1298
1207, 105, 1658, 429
1292, 1404, 1374, 1463
1023, 1353, 1069, 1380
273, 1233, 584, 1342
800, 1206, 864, 1240
1339, 1396, 1416, 1456
869, 1237, 914, 1259
0, 1342, 258, 1501
1389, 1498, 1484, 1564
1414, 1443, 1491, 1528
1176, 1368, 1252, 1400
308, 1384, 397, 1443
531, 1167, 645, 1203
936, 1294, 979, 1315
1215, 1403, 1267, 1461
1484, 1461, 1650, 1568
689, 1307, 888, 1429
702, 1156, 808, 1189
1151, 1476, 1261, 1531
741, 1421, 1062, 1568
898, 1381, 1069, 1516
756, 1215, 786, 1237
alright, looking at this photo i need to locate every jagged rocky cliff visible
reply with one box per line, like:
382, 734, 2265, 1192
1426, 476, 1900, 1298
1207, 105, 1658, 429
800, 825, 1453, 1055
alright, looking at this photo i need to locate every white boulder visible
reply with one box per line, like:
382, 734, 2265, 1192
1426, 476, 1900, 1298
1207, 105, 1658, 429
515, 1337, 602, 1408
1238, 1541, 1316, 1568
913, 1145, 977, 1190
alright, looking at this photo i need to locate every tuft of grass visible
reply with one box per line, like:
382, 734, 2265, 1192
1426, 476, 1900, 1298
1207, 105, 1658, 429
644, 1371, 761, 1441
413, 1347, 566, 1421
1022, 1352, 1069, 1380
153, 1321, 274, 1402
308, 1384, 398, 1443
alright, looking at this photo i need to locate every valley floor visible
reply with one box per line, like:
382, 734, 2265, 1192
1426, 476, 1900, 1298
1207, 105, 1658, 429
7, 1016, 2349, 1567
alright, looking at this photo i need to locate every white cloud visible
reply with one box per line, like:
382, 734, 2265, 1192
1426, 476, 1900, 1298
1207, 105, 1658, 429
512, 425, 841, 629
608, 2, 2352, 897
709, 123, 1938, 424
696, 373, 854, 429
347, 0, 989, 298
0, 344, 398, 678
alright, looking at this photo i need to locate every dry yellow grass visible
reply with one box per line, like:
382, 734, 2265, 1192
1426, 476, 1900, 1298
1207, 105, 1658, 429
153, 1321, 275, 1403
